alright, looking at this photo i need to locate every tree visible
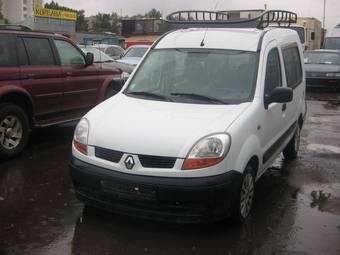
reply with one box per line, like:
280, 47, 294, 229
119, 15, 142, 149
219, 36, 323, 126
0, 0, 4, 20
93, 13, 112, 32
145, 8, 162, 19
44, 1, 88, 32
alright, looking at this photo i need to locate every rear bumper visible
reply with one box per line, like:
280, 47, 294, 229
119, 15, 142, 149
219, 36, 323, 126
69, 157, 242, 223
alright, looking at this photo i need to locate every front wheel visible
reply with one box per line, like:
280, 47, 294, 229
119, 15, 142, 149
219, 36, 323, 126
0, 104, 30, 159
283, 125, 300, 160
232, 165, 255, 224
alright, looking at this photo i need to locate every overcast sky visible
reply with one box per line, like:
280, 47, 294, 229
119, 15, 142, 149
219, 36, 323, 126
53, 0, 339, 30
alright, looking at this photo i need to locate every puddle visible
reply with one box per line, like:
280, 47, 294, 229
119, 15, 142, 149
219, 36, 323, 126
307, 144, 340, 154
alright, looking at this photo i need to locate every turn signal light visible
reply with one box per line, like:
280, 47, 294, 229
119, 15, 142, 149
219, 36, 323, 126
73, 140, 88, 155
182, 157, 224, 170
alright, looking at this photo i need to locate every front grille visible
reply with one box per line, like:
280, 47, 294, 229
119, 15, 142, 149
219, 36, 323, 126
138, 154, 177, 168
95, 147, 124, 163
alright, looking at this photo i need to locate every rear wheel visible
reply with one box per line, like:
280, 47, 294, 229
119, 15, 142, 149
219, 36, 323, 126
232, 165, 255, 224
0, 104, 30, 159
283, 125, 300, 160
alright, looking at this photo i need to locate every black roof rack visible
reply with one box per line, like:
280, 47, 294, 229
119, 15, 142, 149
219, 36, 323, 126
0, 24, 32, 31
165, 10, 297, 30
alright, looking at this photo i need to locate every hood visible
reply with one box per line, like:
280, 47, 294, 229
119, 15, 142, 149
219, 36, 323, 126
305, 63, 340, 73
86, 94, 250, 158
117, 57, 141, 66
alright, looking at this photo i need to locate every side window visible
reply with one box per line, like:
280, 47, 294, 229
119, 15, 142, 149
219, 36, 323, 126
23, 37, 56, 66
0, 35, 17, 67
54, 40, 85, 66
282, 46, 302, 89
17, 38, 29, 66
264, 48, 282, 96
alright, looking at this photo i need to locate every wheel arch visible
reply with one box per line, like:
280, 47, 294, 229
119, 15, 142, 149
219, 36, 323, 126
98, 77, 123, 102
232, 134, 261, 178
0, 88, 34, 126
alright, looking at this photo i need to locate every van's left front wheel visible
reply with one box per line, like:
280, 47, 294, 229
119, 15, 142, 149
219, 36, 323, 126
232, 165, 255, 224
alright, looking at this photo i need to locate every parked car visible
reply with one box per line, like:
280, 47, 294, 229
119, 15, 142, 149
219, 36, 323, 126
0, 27, 122, 159
70, 10, 306, 223
304, 50, 340, 89
79, 45, 134, 83
92, 44, 125, 60
117, 45, 150, 66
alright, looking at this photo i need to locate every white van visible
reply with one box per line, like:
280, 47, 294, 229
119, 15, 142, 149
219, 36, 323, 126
324, 24, 340, 50
70, 10, 306, 223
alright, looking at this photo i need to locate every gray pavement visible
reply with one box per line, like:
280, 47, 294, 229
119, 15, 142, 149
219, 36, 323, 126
0, 91, 340, 255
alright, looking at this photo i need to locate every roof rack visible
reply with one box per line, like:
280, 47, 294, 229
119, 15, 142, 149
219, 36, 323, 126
0, 24, 32, 31
165, 10, 297, 30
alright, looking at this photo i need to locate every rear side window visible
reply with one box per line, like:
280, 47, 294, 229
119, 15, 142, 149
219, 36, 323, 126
282, 46, 302, 89
0, 35, 17, 67
264, 48, 282, 96
54, 40, 85, 66
23, 37, 56, 66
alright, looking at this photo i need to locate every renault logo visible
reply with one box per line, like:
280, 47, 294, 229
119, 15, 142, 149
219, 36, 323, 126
124, 155, 135, 170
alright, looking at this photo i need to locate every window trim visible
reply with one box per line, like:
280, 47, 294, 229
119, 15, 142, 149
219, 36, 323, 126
282, 43, 303, 90
53, 38, 86, 66
21, 36, 58, 66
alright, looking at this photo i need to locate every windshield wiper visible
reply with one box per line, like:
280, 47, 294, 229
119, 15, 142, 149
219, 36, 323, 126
171, 93, 227, 104
127, 91, 174, 102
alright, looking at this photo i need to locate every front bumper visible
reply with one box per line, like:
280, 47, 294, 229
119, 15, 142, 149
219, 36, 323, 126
69, 157, 242, 223
306, 77, 340, 89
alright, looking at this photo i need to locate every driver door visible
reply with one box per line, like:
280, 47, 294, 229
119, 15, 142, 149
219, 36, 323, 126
53, 39, 100, 113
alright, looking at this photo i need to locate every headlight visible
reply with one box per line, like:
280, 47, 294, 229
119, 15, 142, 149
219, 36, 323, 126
73, 118, 89, 155
326, 73, 340, 77
182, 133, 231, 170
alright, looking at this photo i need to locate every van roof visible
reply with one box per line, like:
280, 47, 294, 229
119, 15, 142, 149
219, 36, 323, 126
155, 27, 299, 52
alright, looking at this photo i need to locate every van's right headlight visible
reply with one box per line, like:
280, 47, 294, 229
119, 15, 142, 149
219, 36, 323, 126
73, 118, 89, 155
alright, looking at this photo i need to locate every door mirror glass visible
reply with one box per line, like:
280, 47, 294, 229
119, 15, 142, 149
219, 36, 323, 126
85, 52, 94, 66
265, 87, 293, 108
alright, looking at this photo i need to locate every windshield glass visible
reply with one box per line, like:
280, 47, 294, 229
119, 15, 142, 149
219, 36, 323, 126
80, 46, 113, 63
304, 52, 340, 65
289, 27, 305, 44
125, 49, 258, 104
324, 37, 340, 50
124, 47, 148, 58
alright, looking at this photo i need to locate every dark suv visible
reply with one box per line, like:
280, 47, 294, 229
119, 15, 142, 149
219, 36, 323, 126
0, 27, 122, 159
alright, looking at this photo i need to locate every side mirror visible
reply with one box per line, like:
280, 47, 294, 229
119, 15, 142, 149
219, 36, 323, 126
85, 52, 94, 66
265, 87, 293, 109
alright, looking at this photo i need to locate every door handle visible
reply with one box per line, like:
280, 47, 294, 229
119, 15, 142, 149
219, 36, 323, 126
27, 73, 35, 79
282, 103, 287, 112
66, 72, 72, 76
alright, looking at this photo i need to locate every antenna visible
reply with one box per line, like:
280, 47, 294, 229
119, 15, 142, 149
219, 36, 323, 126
200, 0, 223, 47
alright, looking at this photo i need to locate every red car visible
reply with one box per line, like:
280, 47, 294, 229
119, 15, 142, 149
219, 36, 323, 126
0, 26, 122, 159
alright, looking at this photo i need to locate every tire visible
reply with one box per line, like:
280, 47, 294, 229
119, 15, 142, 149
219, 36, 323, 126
232, 165, 255, 224
283, 125, 300, 160
105, 82, 122, 99
0, 103, 30, 159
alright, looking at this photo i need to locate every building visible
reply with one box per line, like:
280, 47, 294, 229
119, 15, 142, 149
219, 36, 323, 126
2, 0, 34, 23
33, 0, 43, 9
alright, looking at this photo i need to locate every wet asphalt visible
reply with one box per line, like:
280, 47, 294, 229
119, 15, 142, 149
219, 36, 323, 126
1, 91, 340, 255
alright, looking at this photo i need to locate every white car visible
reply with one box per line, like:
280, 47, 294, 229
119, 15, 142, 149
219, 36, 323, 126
117, 45, 150, 66
92, 44, 125, 60
70, 10, 306, 223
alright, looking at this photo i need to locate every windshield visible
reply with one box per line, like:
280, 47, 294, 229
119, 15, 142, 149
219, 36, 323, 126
125, 49, 258, 104
324, 37, 340, 50
304, 52, 340, 65
124, 47, 148, 58
80, 46, 114, 63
